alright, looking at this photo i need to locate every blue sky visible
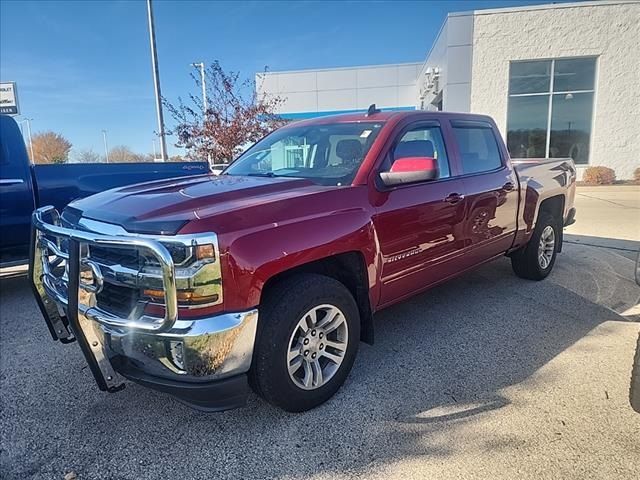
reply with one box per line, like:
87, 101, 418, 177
1, 0, 573, 157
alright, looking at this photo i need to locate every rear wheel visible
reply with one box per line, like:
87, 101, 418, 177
511, 211, 559, 280
249, 274, 360, 412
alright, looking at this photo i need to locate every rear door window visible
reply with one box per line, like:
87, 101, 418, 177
452, 125, 503, 175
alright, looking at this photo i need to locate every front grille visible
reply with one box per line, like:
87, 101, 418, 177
90, 246, 141, 269
89, 244, 189, 269
96, 283, 140, 318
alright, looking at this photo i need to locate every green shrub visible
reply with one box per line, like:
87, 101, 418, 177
582, 166, 616, 185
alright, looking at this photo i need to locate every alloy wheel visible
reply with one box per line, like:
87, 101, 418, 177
538, 225, 555, 269
286, 304, 349, 390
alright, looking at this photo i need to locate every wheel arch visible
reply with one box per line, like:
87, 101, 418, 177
260, 251, 375, 345
537, 195, 565, 252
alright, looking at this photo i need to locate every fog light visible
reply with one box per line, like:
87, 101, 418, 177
169, 340, 185, 371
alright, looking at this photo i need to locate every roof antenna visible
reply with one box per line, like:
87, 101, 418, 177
366, 103, 381, 116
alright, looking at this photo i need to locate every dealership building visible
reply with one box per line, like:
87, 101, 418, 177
257, 1, 640, 179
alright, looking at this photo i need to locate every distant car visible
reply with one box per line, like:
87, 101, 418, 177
31, 109, 577, 412
0, 115, 210, 264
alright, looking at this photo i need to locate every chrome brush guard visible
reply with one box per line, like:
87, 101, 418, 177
30, 205, 178, 391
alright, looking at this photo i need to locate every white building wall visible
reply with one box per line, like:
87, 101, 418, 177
420, 12, 474, 112
256, 63, 421, 118
470, 1, 640, 179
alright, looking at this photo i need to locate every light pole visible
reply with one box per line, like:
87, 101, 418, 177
18, 118, 34, 162
191, 62, 208, 113
146, 0, 167, 162
102, 129, 110, 163
191, 61, 211, 165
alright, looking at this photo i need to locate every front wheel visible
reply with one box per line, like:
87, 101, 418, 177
511, 211, 559, 280
249, 274, 360, 412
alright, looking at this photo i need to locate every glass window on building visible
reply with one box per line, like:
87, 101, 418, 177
506, 57, 596, 164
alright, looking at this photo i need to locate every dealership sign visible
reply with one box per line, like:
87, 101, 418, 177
0, 82, 19, 115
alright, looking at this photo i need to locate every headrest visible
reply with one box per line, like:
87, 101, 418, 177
336, 139, 363, 161
394, 140, 435, 159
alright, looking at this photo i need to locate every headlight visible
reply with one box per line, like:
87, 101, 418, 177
141, 242, 222, 309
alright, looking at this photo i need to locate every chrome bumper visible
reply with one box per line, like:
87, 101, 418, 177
103, 310, 258, 381
29, 206, 258, 394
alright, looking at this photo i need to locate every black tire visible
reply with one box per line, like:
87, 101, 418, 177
249, 273, 360, 412
630, 332, 640, 413
511, 211, 559, 280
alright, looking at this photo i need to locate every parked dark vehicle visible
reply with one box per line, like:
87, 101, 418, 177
30, 109, 577, 412
0, 115, 209, 263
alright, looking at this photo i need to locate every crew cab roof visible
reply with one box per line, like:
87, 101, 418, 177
281, 110, 496, 129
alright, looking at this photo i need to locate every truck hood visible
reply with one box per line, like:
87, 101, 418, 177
65, 174, 327, 234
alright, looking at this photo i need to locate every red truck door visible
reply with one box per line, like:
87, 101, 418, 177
373, 122, 467, 307
449, 120, 519, 260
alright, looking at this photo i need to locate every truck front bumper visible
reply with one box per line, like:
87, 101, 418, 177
29, 205, 258, 411
106, 309, 258, 411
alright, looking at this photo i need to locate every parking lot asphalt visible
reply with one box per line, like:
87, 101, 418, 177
1, 189, 639, 480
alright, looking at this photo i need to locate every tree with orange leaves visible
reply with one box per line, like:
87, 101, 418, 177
30, 131, 72, 164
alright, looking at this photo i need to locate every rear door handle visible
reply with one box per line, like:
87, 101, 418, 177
501, 182, 515, 192
444, 193, 465, 204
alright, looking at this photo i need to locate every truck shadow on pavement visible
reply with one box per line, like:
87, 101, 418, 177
0, 251, 637, 479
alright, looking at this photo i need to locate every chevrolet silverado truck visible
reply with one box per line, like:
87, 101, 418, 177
30, 109, 577, 412
0, 115, 209, 264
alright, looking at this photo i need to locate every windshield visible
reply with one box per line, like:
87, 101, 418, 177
225, 122, 384, 186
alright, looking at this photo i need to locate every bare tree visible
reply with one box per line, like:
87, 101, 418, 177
30, 131, 72, 164
163, 61, 286, 164
72, 149, 103, 163
108, 145, 149, 163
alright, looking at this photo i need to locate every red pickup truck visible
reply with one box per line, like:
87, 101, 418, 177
30, 110, 576, 412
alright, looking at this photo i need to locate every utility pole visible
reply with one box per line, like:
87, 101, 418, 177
146, 0, 167, 161
102, 129, 110, 163
19, 118, 34, 162
191, 61, 211, 164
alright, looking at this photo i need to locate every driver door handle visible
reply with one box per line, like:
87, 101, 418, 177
444, 193, 465, 204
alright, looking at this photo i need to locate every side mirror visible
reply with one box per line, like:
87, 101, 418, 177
379, 156, 439, 187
